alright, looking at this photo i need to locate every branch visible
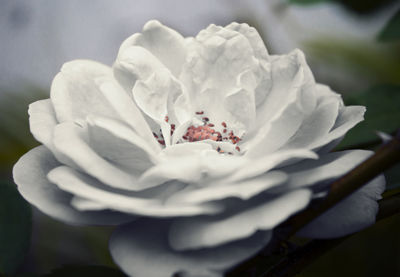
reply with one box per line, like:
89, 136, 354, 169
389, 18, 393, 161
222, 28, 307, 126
262, 192, 400, 277
226, 130, 400, 277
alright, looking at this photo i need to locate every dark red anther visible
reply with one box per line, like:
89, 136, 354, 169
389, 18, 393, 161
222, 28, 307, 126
221, 122, 227, 128
171, 124, 176, 130
223, 129, 227, 133
152, 132, 158, 138
165, 115, 169, 123
202, 117, 209, 122
235, 146, 240, 152
208, 123, 214, 127
158, 140, 165, 145
196, 111, 204, 115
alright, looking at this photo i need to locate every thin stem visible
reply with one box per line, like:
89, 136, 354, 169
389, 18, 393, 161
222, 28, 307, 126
262, 192, 400, 277
226, 130, 400, 277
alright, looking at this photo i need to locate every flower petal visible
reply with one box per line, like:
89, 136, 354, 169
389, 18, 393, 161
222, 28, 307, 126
86, 115, 158, 175
297, 175, 385, 238
167, 171, 288, 204
311, 105, 366, 152
52, 122, 139, 190
281, 150, 375, 191
226, 149, 318, 183
12, 146, 131, 225
281, 84, 340, 150
110, 219, 271, 277
113, 45, 166, 93
97, 77, 161, 151
119, 20, 186, 77
50, 60, 119, 122
48, 166, 222, 218
225, 22, 269, 61
28, 99, 58, 151
169, 189, 312, 250
132, 68, 191, 125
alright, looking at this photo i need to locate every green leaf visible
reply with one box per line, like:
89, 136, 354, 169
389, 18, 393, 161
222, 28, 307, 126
378, 9, 400, 42
0, 181, 32, 275
41, 265, 127, 277
338, 84, 400, 149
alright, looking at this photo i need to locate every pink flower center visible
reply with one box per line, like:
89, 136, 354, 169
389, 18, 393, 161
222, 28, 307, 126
154, 111, 242, 153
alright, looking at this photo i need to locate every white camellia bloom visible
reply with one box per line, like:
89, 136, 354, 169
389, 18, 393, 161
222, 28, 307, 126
13, 20, 385, 277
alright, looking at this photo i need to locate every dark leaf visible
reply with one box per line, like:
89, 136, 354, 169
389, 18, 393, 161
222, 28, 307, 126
338, 84, 400, 149
0, 181, 32, 275
378, 9, 400, 42
41, 265, 127, 277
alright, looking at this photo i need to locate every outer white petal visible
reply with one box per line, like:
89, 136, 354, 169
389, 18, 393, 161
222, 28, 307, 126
311, 105, 366, 152
50, 60, 119, 122
12, 146, 132, 225
119, 20, 186, 77
52, 122, 139, 190
86, 115, 157, 175
282, 85, 340, 150
140, 150, 246, 188
297, 175, 385, 238
48, 166, 222, 218
110, 219, 271, 277
28, 99, 58, 151
169, 189, 312, 250
167, 171, 288, 204
278, 150, 375, 192
226, 149, 318, 183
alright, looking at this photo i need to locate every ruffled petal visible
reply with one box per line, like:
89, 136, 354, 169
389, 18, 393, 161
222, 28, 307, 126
311, 105, 366, 152
281, 150, 374, 192
281, 84, 340, 150
113, 45, 166, 93
226, 149, 318, 183
119, 20, 186, 77
169, 189, 312, 250
48, 166, 222, 218
12, 146, 131, 225
132, 68, 191, 125
140, 150, 246, 187
167, 171, 288, 204
86, 115, 158, 175
297, 175, 385, 238
110, 219, 271, 277
52, 122, 138, 190
28, 99, 58, 151
254, 49, 315, 129
50, 60, 118, 122
225, 22, 269, 61
97, 77, 161, 151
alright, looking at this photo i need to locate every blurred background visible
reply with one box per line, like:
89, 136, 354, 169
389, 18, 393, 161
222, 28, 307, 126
0, 0, 399, 276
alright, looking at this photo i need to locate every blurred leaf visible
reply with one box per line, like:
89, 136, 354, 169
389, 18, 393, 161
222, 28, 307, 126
335, 0, 397, 15
378, 9, 400, 42
41, 265, 127, 277
0, 181, 32, 275
338, 84, 400, 149
0, 87, 46, 168
305, 39, 400, 91
288, 0, 397, 14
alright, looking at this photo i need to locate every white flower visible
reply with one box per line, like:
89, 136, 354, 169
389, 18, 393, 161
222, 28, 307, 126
13, 20, 385, 277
